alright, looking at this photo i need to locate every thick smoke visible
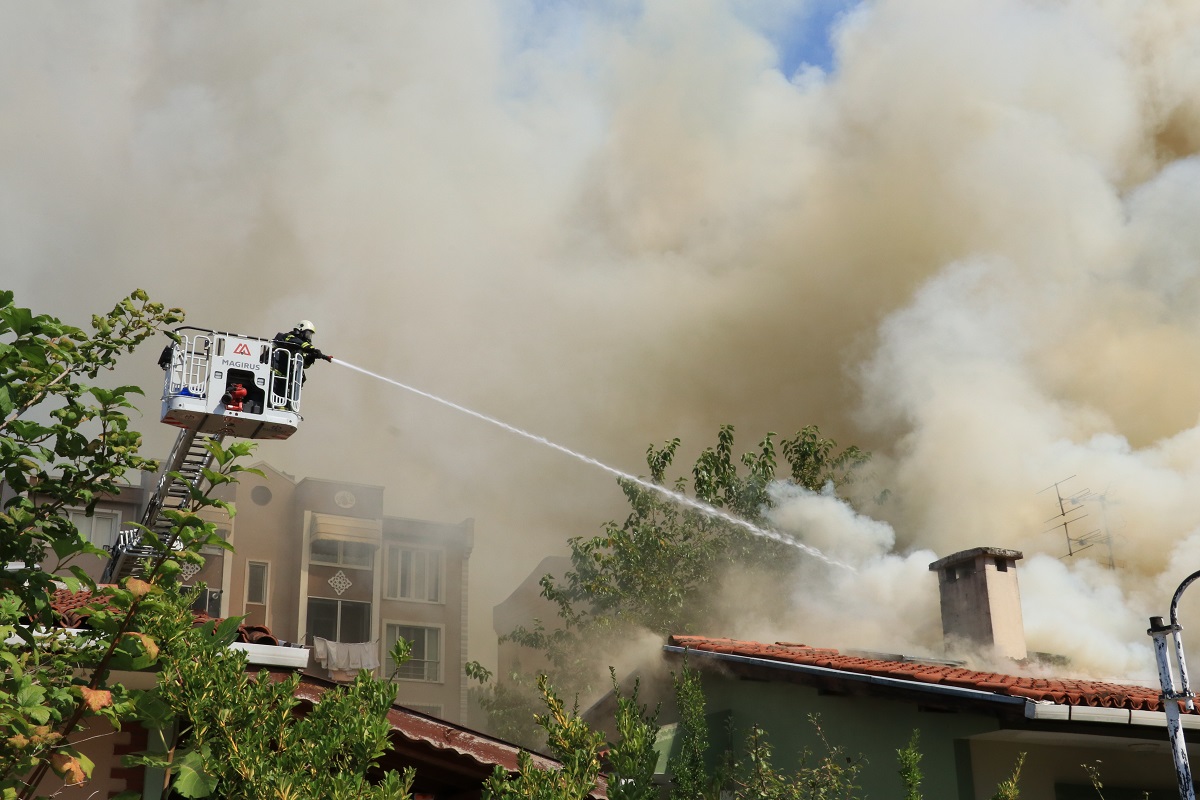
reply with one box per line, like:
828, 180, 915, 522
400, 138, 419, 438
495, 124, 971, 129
8, 1, 1200, 679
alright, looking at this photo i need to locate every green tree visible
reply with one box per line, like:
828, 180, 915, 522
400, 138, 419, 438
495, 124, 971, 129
126, 591, 414, 799
0, 289, 189, 797
730, 718, 862, 800
481, 669, 660, 800
604, 670, 660, 800
467, 660, 548, 751
0, 291, 414, 799
667, 664, 720, 800
503, 424, 866, 702
482, 675, 607, 800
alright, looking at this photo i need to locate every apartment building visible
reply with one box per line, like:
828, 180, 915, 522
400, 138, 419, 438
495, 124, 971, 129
45, 462, 475, 723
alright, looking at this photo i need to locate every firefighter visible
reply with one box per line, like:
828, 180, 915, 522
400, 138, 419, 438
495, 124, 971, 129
271, 320, 332, 408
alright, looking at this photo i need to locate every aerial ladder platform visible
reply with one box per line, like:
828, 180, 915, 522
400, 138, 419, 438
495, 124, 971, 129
102, 326, 309, 584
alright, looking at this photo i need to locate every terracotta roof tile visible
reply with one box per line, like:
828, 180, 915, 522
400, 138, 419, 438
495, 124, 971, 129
668, 635, 1174, 715
47, 588, 284, 647
47, 587, 116, 627
287, 674, 606, 797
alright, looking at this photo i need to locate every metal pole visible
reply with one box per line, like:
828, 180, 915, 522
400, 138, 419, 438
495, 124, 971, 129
1171, 572, 1200, 712
1150, 615, 1195, 800
1150, 568, 1200, 800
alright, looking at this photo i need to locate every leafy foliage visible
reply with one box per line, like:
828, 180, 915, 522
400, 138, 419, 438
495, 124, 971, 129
0, 289, 183, 614
483, 675, 607, 800
126, 587, 413, 799
481, 669, 660, 800
467, 660, 547, 750
502, 424, 866, 704
0, 291, 413, 800
897, 730, 923, 800
729, 719, 863, 800
0, 290, 187, 798
990, 753, 1025, 800
604, 670, 660, 800
667, 664, 720, 800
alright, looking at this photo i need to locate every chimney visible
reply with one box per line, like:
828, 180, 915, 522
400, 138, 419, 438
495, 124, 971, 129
928, 547, 1026, 661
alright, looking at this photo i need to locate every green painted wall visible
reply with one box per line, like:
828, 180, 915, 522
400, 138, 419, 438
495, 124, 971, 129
676, 673, 1004, 799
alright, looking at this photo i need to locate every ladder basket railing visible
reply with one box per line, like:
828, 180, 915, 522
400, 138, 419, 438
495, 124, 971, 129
267, 348, 305, 412
165, 334, 211, 398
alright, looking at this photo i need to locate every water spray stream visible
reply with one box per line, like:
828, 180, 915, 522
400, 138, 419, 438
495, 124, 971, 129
332, 358, 855, 571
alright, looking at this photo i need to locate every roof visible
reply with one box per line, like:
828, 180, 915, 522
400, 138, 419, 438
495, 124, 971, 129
667, 635, 1175, 714
48, 587, 282, 646
286, 672, 606, 799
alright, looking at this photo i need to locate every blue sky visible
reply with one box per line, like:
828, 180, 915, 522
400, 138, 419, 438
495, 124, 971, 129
507, 0, 862, 81
756, 0, 861, 76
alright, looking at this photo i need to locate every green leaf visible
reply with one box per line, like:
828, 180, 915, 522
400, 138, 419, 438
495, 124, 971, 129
75, 751, 96, 780
1, 305, 34, 335
24, 706, 51, 725
172, 748, 218, 798
132, 691, 176, 730
50, 533, 87, 560
213, 616, 244, 647
110, 632, 158, 671
121, 751, 174, 769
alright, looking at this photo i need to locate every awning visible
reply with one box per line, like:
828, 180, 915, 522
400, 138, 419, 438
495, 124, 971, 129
311, 513, 383, 548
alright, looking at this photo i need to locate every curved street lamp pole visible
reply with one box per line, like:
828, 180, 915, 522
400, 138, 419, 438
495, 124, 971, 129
1149, 568, 1200, 800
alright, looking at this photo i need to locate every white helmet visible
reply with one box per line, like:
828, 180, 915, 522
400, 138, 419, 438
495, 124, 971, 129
296, 320, 316, 334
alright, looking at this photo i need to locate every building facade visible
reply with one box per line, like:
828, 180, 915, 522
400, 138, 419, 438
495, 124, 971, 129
51, 462, 475, 723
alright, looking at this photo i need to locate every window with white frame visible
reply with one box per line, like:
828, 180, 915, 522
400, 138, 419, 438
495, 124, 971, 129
310, 539, 373, 568
66, 508, 120, 550
306, 598, 371, 644
384, 546, 443, 602
384, 623, 441, 682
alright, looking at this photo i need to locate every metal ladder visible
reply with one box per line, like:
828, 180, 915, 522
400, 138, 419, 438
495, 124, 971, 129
101, 429, 225, 584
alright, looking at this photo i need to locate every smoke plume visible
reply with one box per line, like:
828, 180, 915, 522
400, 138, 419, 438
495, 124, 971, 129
8, 0, 1200, 680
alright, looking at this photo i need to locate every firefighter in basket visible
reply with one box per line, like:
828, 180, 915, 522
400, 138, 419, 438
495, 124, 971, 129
271, 320, 332, 408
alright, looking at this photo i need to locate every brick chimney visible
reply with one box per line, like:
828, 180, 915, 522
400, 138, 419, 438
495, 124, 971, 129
928, 547, 1026, 661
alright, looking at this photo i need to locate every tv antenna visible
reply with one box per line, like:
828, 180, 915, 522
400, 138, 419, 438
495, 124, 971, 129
1038, 476, 1115, 568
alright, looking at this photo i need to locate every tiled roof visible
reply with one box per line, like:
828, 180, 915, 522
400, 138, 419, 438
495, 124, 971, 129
287, 673, 607, 798
47, 587, 282, 646
668, 635, 1175, 714
47, 586, 110, 628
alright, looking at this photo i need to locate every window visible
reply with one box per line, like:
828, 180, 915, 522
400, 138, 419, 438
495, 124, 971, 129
190, 589, 222, 617
66, 508, 120, 549
246, 562, 269, 604
385, 546, 443, 602
310, 539, 373, 568
385, 623, 441, 682
245, 562, 269, 626
306, 598, 371, 643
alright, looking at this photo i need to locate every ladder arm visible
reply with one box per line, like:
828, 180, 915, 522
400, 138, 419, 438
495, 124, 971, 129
102, 429, 225, 584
